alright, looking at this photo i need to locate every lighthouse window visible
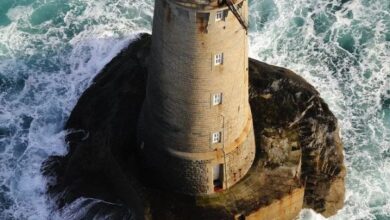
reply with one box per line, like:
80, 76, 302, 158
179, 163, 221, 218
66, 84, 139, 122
214, 53, 224, 65
212, 93, 223, 106
215, 11, 224, 21
212, 132, 222, 144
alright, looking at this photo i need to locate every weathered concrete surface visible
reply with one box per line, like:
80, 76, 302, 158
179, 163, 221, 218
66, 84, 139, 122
247, 188, 305, 220
42, 33, 345, 219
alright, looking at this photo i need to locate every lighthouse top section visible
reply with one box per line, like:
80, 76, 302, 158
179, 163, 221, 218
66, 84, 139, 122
172, 0, 241, 10
168, 0, 248, 31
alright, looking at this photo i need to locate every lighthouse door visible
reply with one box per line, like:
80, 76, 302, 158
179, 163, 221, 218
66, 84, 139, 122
213, 164, 224, 192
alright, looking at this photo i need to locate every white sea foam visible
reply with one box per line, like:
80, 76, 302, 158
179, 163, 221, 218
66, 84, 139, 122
249, 0, 390, 219
0, 0, 389, 219
0, 0, 151, 219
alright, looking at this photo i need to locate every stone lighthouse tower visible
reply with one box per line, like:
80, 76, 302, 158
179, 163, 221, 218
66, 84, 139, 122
138, 0, 256, 195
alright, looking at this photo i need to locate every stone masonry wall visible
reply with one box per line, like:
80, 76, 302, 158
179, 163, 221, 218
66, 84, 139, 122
224, 123, 256, 188
140, 122, 256, 195
138, 0, 255, 195
143, 0, 250, 153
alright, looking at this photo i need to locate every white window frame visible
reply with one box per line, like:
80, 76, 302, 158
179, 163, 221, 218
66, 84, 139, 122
212, 93, 223, 106
214, 53, 224, 65
212, 132, 222, 144
215, 10, 224, 21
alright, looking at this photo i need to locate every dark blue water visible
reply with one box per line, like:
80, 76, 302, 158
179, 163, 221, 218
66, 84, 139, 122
0, 0, 389, 219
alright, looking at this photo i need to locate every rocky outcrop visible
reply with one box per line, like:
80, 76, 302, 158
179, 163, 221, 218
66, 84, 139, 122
42, 33, 345, 219
249, 60, 346, 216
42, 34, 151, 218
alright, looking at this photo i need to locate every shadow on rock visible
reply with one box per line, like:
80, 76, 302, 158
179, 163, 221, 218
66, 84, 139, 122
42, 33, 345, 219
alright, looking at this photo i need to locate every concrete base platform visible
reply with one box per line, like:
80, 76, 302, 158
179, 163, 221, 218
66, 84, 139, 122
142, 144, 305, 220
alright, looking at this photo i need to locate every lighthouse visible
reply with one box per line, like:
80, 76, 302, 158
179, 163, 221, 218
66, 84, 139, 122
138, 0, 256, 195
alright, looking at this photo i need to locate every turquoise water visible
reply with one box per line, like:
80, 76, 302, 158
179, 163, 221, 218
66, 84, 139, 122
0, 0, 389, 219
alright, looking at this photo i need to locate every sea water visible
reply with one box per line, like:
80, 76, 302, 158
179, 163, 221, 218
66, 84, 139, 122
0, 0, 388, 219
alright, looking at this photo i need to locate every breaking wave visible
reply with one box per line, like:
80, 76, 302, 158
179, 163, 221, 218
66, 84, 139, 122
0, 0, 388, 219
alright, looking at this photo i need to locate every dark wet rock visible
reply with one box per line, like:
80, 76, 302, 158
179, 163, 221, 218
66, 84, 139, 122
42, 34, 150, 219
249, 59, 346, 217
42, 33, 345, 219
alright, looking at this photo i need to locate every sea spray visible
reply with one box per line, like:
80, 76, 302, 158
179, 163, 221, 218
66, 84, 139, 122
0, 0, 389, 219
0, 1, 150, 219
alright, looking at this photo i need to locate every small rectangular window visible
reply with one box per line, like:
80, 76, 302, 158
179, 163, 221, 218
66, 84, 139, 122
215, 11, 224, 21
212, 93, 223, 106
212, 132, 222, 144
214, 53, 224, 65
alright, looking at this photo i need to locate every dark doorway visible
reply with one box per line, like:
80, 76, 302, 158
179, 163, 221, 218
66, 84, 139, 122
213, 164, 224, 192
